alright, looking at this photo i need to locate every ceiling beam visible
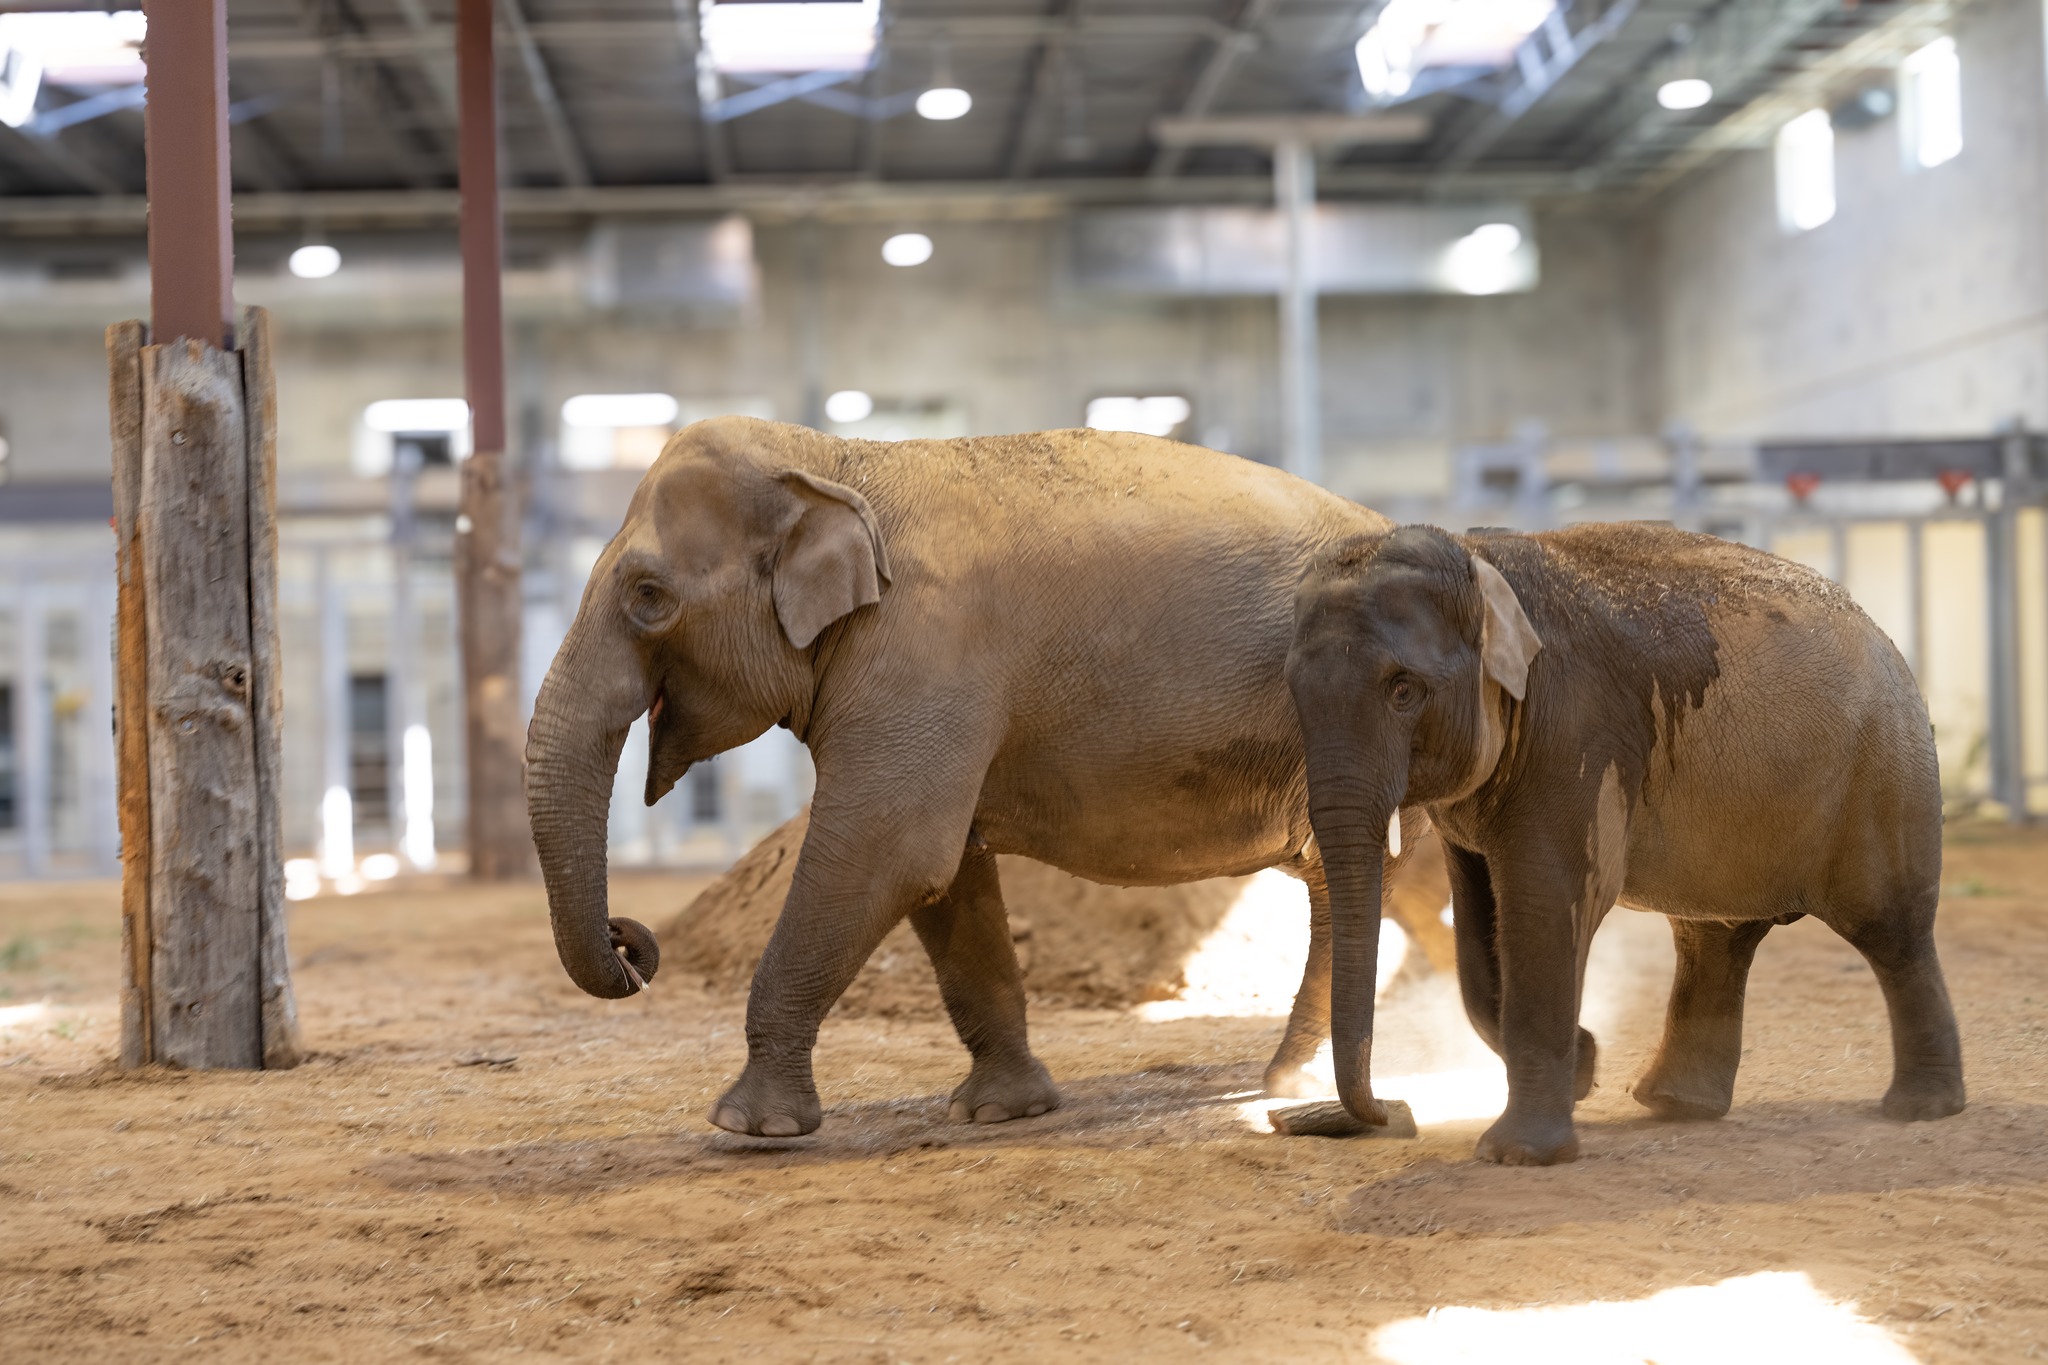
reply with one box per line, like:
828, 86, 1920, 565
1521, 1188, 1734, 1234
501, 0, 593, 187
0, 168, 1581, 235
1154, 113, 1432, 147
1004, 1, 1080, 180
1148, 0, 1282, 179
1581, 0, 1851, 185
227, 15, 1232, 63
0, 123, 125, 194
674, 0, 730, 182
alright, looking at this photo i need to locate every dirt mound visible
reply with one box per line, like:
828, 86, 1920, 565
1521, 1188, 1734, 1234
662, 809, 1454, 1017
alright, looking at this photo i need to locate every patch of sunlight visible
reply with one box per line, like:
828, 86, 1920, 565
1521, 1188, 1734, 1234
1372, 1271, 1918, 1365
1234, 1054, 1507, 1131
1134, 868, 1408, 1021
0, 999, 50, 1029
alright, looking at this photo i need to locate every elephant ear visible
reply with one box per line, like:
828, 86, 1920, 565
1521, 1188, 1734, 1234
1472, 556, 1541, 700
771, 469, 893, 648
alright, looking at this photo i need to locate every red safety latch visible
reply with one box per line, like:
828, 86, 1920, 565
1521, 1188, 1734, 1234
1936, 469, 1972, 501
1786, 472, 1821, 504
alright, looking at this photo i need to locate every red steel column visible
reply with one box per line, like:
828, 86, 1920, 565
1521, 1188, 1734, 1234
456, 0, 531, 878
142, 0, 234, 348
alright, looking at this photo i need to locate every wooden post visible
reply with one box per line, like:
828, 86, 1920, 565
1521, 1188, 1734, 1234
110, 309, 297, 1070
458, 0, 532, 878
112, 0, 297, 1068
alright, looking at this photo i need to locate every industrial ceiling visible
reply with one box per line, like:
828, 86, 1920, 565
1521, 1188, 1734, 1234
0, 0, 1972, 231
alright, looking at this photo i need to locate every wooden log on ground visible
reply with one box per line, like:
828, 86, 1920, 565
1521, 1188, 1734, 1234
1268, 1099, 1418, 1139
110, 308, 296, 1070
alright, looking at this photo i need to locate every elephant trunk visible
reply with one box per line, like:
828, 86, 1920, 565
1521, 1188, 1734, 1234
524, 626, 661, 999
1305, 734, 1407, 1127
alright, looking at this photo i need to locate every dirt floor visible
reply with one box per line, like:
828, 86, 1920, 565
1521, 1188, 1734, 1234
3, 826, 2048, 1362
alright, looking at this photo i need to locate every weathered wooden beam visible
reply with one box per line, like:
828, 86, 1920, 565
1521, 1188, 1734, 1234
109, 318, 151, 1070
109, 316, 297, 1070
241, 306, 299, 1067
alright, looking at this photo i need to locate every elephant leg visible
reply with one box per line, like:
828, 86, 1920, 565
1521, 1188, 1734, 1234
1834, 908, 1965, 1121
1264, 858, 1333, 1098
1474, 799, 1625, 1167
710, 773, 983, 1138
908, 843, 1060, 1124
1450, 839, 1599, 1105
1631, 917, 1774, 1120
1445, 839, 1503, 1056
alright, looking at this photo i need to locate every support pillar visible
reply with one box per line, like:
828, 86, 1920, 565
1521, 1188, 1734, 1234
458, 0, 531, 878
17, 586, 46, 878
1275, 139, 1321, 486
112, 0, 294, 1069
1988, 427, 2031, 818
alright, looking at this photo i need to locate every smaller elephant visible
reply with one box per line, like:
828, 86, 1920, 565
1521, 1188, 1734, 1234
1287, 522, 1966, 1165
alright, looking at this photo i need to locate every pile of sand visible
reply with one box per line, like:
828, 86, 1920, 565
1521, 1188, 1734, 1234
662, 809, 1454, 1017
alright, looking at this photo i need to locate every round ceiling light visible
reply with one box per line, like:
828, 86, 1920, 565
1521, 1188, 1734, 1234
915, 86, 972, 120
288, 243, 342, 279
1657, 78, 1713, 111
881, 232, 934, 267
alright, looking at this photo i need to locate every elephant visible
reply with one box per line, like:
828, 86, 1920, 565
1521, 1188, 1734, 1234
1286, 521, 1966, 1166
524, 415, 1426, 1137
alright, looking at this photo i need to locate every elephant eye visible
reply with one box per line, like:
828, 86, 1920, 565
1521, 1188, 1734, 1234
626, 579, 676, 628
1388, 676, 1423, 709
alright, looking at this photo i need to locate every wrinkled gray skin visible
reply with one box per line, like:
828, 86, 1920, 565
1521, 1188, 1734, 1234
1289, 523, 1965, 1165
526, 416, 1419, 1137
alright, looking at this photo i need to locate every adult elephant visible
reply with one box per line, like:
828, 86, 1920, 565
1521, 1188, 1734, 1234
526, 416, 1413, 1137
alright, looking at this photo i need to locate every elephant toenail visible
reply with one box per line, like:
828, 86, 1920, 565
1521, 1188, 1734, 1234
1025, 1103, 1048, 1117
760, 1115, 802, 1137
973, 1103, 1008, 1124
712, 1106, 747, 1134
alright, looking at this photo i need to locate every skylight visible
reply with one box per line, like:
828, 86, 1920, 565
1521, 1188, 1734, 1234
702, 1, 878, 75
0, 11, 146, 88
1356, 0, 1556, 102
1900, 36, 1961, 170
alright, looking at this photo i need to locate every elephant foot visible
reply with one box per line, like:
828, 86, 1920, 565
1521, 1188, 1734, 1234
947, 1053, 1060, 1124
1630, 1068, 1733, 1121
708, 1064, 822, 1138
1880, 1076, 1966, 1123
1263, 1061, 1335, 1101
1474, 1110, 1579, 1166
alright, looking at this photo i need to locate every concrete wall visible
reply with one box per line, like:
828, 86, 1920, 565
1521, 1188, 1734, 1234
1645, 0, 2048, 438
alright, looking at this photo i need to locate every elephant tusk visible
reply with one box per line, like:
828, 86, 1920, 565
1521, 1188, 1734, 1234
1387, 809, 1402, 858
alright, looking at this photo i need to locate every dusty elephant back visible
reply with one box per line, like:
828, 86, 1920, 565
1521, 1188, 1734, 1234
1497, 523, 1942, 920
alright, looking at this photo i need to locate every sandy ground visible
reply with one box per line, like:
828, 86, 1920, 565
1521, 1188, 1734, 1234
3, 827, 2048, 1362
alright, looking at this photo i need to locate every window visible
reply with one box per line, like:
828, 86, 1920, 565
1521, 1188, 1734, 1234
559, 392, 679, 471
1084, 396, 1193, 440
1900, 36, 1961, 170
1775, 109, 1836, 233
349, 674, 389, 827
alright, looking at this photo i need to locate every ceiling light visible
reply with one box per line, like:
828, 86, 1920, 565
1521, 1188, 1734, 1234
702, 0, 877, 75
881, 232, 933, 267
288, 243, 341, 279
1657, 78, 1713, 110
0, 11, 145, 88
1441, 223, 1529, 295
825, 390, 874, 423
364, 399, 471, 433
1086, 396, 1192, 438
560, 393, 681, 429
916, 86, 972, 120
